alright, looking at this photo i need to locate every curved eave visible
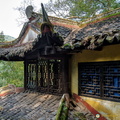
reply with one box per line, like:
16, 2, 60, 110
63, 15, 120, 51
0, 22, 29, 48
0, 41, 35, 61
0, 22, 40, 61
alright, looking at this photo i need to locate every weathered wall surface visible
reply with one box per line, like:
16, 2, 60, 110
70, 44, 120, 120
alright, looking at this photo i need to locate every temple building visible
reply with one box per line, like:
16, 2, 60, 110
0, 4, 120, 120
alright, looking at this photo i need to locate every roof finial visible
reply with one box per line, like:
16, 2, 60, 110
41, 3, 51, 24
40, 3, 53, 32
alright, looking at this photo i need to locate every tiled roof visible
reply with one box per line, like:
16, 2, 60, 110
0, 9, 120, 60
0, 92, 61, 120
0, 41, 35, 61
0, 91, 96, 120
63, 15, 120, 51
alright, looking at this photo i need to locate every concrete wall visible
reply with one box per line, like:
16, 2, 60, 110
70, 44, 120, 120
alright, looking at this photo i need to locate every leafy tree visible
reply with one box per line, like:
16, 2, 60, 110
70, 0, 120, 17
0, 61, 24, 87
15, 0, 120, 23
0, 31, 5, 42
0, 32, 24, 87
45, 0, 72, 18
45, 0, 120, 20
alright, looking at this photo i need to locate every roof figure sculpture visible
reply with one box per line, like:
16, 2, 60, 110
25, 5, 34, 19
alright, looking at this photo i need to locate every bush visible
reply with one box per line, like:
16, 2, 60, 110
0, 61, 24, 87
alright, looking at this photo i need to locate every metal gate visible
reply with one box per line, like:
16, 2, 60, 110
24, 57, 67, 94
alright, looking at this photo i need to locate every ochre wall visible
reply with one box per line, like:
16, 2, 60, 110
70, 44, 120, 120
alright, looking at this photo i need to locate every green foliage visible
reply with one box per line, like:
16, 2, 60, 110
0, 29, 15, 42
45, 0, 72, 18
63, 43, 71, 49
0, 61, 24, 87
0, 31, 5, 42
59, 102, 68, 120
0, 31, 23, 87
70, 0, 120, 19
79, 12, 120, 27
45, 0, 120, 20
74, 112, 87, 120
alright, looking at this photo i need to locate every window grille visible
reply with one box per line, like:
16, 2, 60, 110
78, 61, 120, 101
27, 61, 37, 90
37, 59, 62, 93
25, 58, 64, 94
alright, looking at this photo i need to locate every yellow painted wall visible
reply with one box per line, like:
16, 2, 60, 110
70, 44, 120, 120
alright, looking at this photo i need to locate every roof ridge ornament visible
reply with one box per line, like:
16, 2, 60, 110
41, 3, 51, 24
25, 5, 34, 19
40, 3, 54, 32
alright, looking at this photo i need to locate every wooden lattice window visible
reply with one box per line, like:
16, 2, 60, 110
37, 59, 63, 93
78, 61, 120, 101
24, 57, 66, 94
27, 63, 36, 88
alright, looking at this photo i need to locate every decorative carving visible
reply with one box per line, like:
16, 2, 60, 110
33, 3, 64, 55
25, 5, 33, 19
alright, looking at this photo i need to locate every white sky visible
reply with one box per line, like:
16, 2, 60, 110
0, 0, 49, 38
